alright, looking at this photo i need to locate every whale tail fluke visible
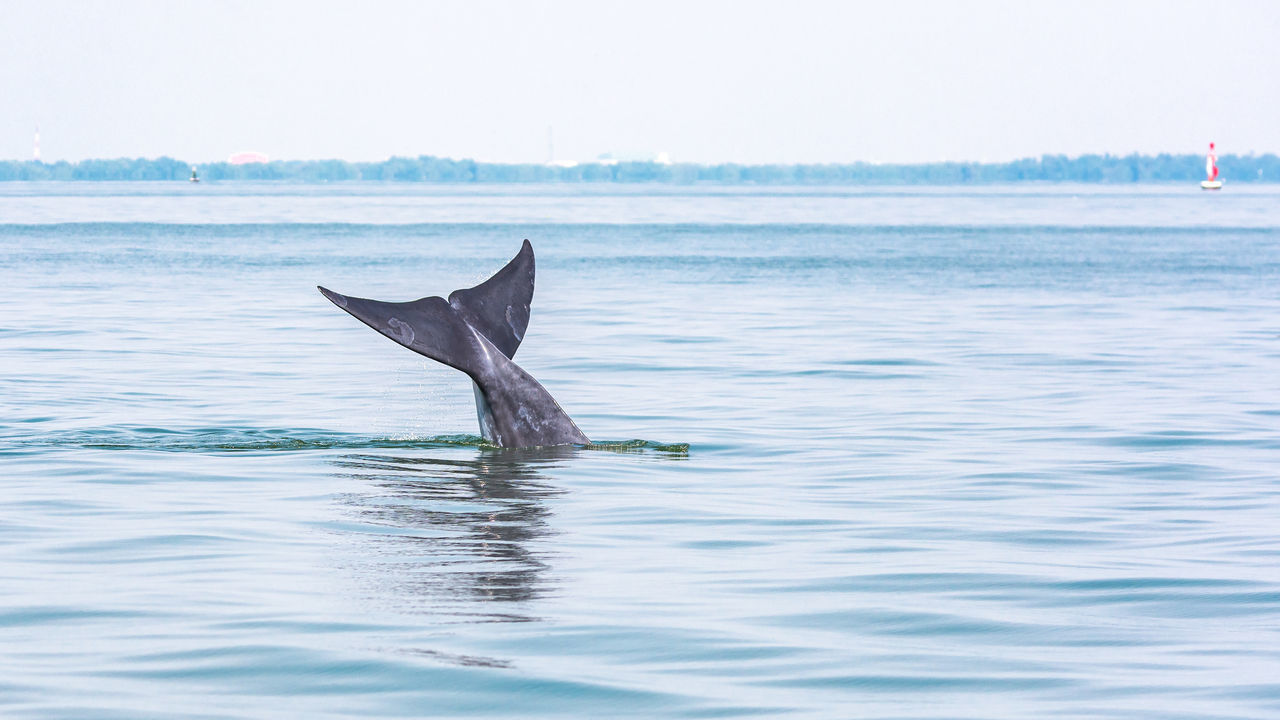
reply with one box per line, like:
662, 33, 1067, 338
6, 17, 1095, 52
318, 241, 589, 447
316, 240, 535, 375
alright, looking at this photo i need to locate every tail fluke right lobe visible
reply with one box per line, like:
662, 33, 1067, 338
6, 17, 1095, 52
447, 239, 535, 360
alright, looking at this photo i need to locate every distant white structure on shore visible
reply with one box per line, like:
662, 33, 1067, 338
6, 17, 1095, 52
228, 151, 269, 165
595, 151, 673, 165
544, 126, 579, 167
33, 126, 40, 161
544, 126, 672, 168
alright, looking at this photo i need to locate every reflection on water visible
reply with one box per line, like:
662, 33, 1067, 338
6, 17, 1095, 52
332, 446, 575, 626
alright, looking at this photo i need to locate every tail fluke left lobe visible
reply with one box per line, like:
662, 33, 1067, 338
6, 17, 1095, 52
317, 287, 485, 376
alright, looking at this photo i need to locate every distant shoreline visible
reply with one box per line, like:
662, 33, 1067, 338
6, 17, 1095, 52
1, 153, 1276, 184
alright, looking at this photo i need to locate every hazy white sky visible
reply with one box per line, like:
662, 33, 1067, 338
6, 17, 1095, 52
1, 0, 1277, 164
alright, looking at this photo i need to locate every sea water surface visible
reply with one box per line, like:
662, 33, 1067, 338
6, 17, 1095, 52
1, 183, 1279, 718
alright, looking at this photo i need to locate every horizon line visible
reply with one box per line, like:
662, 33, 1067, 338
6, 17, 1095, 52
4, 150, 1272, 167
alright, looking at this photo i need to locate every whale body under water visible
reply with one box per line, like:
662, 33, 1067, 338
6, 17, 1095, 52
318, 240, 590, 448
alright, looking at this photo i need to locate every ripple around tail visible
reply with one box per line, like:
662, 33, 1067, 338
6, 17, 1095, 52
7, 426, 688, 456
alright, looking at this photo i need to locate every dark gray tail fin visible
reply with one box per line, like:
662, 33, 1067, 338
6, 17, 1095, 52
318, 241, 589, 447
316, 240, 534, 373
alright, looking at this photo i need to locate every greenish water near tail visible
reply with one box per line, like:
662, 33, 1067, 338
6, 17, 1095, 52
9, 427, 688, 455
1, 183, 1279, 719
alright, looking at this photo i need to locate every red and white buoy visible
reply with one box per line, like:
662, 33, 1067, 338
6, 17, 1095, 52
1201, 142, 1223, 190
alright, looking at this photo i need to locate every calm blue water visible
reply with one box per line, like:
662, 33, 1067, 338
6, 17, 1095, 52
2, 183, 1279, 718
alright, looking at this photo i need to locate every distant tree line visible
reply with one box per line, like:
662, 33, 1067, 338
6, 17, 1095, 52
0, 153, 1277, 184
